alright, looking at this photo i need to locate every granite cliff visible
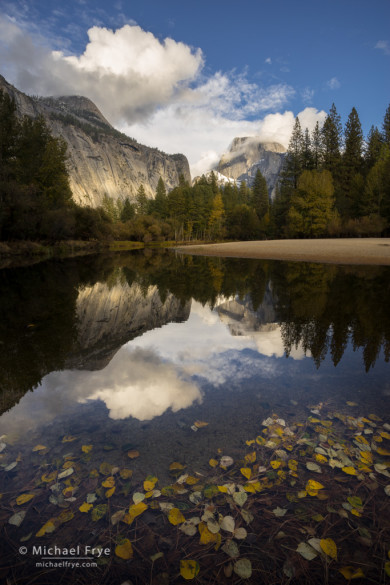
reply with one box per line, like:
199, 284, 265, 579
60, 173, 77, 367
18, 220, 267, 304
216, 137, 286, 197
0, 75, 190, 206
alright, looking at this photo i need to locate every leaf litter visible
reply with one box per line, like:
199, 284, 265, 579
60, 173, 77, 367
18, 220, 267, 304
0, 403, 389, 583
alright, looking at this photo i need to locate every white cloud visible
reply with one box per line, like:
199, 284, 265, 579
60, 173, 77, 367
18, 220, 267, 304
375, 40, 390, 55
265, 57, 272, 64
302, 87, 314, 104
327, 77, 341, 90
0, 16, 326, 176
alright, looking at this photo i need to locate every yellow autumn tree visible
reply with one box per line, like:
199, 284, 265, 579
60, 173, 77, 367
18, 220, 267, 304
208, 193, 225, 240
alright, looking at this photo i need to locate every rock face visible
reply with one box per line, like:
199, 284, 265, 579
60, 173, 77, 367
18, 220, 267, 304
0, 75, 190, 206
216, 137, 286, 197
66, 278, 191, 370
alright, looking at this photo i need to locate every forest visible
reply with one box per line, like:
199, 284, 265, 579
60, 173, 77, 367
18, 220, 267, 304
1, 87, 389, 243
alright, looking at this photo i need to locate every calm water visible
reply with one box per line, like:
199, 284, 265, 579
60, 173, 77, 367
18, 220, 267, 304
0, 250, 389, 584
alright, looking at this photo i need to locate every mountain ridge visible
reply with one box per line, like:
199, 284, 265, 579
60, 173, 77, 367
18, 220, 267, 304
0, 74, 191, 207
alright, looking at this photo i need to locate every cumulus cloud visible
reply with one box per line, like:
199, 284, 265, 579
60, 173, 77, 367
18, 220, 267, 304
327, 77, 341, 90
0, 16, 326, 175
375, 40, 390, 55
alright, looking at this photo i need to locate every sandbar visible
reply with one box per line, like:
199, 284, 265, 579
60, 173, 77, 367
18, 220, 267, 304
176, 238, 390, 265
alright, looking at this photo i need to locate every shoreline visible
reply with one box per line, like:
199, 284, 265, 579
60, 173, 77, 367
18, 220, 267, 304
175, 238, 390, 266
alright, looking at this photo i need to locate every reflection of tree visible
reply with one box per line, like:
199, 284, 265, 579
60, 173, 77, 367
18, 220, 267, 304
1, 250, 389, 413
272, 262, 390, 371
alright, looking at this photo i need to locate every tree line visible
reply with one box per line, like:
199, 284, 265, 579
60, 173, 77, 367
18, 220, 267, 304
1, 85, 389, 243
273, 103, 390, 237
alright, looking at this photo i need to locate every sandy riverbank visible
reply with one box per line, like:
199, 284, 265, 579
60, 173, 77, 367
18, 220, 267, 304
176, 238, 390, 265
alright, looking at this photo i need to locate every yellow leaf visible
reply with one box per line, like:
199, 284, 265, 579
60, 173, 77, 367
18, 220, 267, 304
32, 444, 47, 452
320, 538, 337, 560
57, 510, 74, 523
209, 459, 218, 467
380, 432, 390, 440
169, 462, 186, 470
62, 460, 74, 469
270, 460, 281, 469
245, 439, 255, 446
240, 467, 252, 480
373, 435, 383, 442
79, 502, 92, 513
368, 414, 381, 421
119, 468, 133, 479
16, 493, 34, 505
315, 454, 327, 464
256, 435, 266, 445
82, 444, 93, 453
288, 459, 298, 470
180, 559, 200, 580
360, 451, 373, 464
105, 486, 115, 498
346, 401, 358, 406
62, 435, 77, 443
125, 502, 148, 524
339, 566, 365, 579
115, 538, 133, 560
41, 471, 57, 483
245, 452, 256, 464
306, 480, 324, 496
342, 466, 357, 476
36, 520, 56, 537
198, 521, 218, 545
168, 507, 185, 525
350, 508, 362, 517
127, 450, 140, 459
185, 476, 199, 485
218, 485, 228, 493
102, 476, 115, 488
194, 420, 209, 428
376, 447, 390, 456
144, 476, 158, 491
354, 435, 369, 445
244, 483, 256, 493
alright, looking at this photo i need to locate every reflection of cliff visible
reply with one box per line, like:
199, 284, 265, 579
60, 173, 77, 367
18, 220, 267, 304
214, 289, 309, 359
216, 289, 276, 337
66, 280, 191, 370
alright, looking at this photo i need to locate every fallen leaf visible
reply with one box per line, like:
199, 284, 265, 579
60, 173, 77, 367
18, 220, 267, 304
234, 558, 252, 579
16, 494, 34, 505
79, 502, 92, 513
9, 511, 26, 527
125, 501, 147, 524
220, 515, 235, 533
127, 450, 139, 459
209, 458, 218, 467
102, 476, 115, 488
240, 467, 252, 480
180, 559, 200, 580
221, 539, 239, 558
320, 538, 337, 560
81, 444, 92, 453
143, 475, 158, 491
115, 538, 133, 560
296, 542, 318, 560
32, 445, 47, 452
194, 421, 209, 428
36, 519, 56, 537
168, 507, 185, 525
339, 566, 365, 579
119, 468, 133, 479
273, 507, 288, 517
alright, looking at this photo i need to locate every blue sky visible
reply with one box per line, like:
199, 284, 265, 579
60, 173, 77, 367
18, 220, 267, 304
0, 0, 389, 174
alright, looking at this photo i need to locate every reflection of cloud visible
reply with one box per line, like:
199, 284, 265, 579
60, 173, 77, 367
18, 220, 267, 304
83, 348, 202, 420
0, 348, 202, 433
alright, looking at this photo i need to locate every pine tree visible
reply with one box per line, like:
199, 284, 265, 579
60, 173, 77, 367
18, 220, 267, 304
120, 197, 135, 221
340, 107, 363, 217
321, 103, 342, 177
365, 126, 384, 169
282, 116, 305, 189
311, 121, 323, 170
383, 104, 390, 147
153, 177, 167, 217
303, 128, 314, 170
135, 184, 149, 215
251, 168, 269, 219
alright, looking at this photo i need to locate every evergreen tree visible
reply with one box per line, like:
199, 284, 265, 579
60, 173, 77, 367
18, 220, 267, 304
153, 177, 167, 217
383, 104, 390, 147
135, 184, 149, 215
251, 168, 269, 219
0, 90, 19, 182
340, 107, 363, 217
281, 116, 305, 189
208, 193, 225, 239
311, 121, 323, 170
120, 197, 135, 222
365, 126, 384, 170
321, 103, 342, 177
303, 128, 314, 170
